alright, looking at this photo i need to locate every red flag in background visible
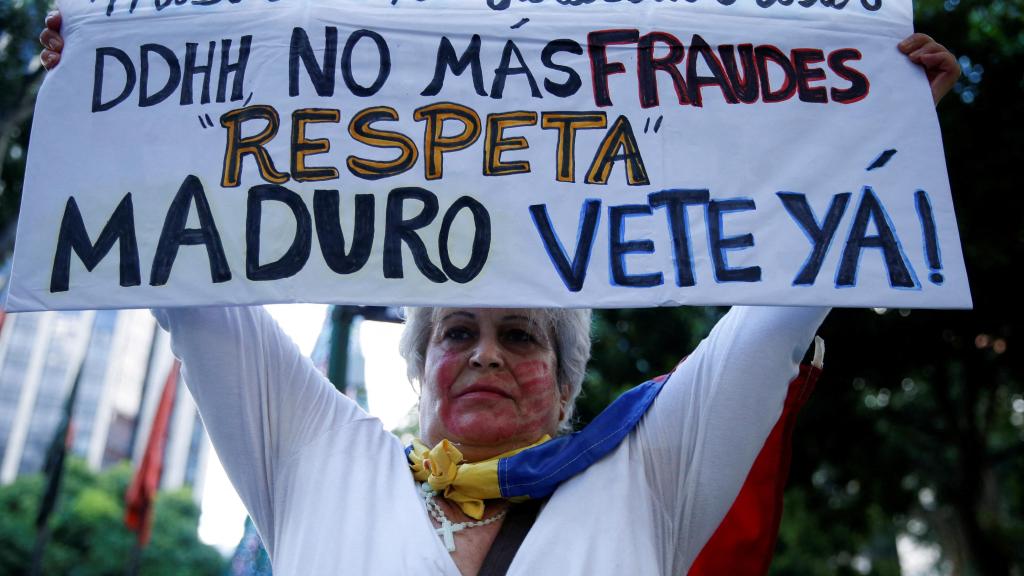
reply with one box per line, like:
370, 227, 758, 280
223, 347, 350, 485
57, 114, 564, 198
688, 339, 824, 576
125, 359, 180, 546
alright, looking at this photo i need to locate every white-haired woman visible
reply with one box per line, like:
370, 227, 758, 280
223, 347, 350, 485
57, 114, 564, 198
149, 304, 825, 575
39, 15, 959, 575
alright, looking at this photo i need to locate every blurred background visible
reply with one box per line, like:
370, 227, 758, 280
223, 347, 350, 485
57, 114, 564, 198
0, 0, 1021, 574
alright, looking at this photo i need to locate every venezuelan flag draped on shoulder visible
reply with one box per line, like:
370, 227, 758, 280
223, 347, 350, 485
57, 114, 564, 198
6, 0, 971, 312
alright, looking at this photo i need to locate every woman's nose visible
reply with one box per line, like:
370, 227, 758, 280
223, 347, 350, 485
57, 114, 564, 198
470, 336, 503, 369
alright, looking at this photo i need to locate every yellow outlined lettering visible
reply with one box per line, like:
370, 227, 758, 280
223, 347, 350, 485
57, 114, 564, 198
347, 106, 418, 180
292, 108, 341, 183
483, 111, 537, 176
413, 102, 481, 181
585, 115, 649, 186
540, 112, 607, 183
220, 105, 289, 187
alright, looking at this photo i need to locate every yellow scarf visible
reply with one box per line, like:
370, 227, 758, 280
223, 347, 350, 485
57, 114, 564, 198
408, 435, 550, 519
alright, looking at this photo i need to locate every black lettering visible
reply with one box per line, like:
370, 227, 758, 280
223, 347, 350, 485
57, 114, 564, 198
686, 34, 737, 106
541, 39, 583, 98
491, 39, 542, 99
50, 194, 140, 292
837, 187, 914, 288
313, 189, 374, 274
245, 184, 312, 281
92, 47, 136, 113
289, 27, 337, 97
138, 44, 181, 107
792, 48, 828, 103
649, 189, 710, 287
828, 48, 869, 104
182, 41, 215, 105
587, 29, 639, 107
719, 44, 759, 104
777, 191, 850, 285
755, 45, 796, 103
383, 187, 447, 282
707, 198, 760, 282
217, 35, 252, 103
340, 29, 391, 97
915, 190, 943, 284
421, 35, 488, 97
529, 200, 601, 292
637, 31, 688, 108
151, 175, 231, 286
610, 204, 662, 287
438, 196, 491, 283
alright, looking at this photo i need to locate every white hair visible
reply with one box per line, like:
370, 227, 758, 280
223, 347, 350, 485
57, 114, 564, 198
398, 308, 592, 434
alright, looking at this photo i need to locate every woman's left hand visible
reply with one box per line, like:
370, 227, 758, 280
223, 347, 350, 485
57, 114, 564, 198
899, 33, 960, 105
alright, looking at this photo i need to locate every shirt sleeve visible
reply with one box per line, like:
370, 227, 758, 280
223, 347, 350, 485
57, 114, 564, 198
151, 306, 370, 554
634, 305, 829, 571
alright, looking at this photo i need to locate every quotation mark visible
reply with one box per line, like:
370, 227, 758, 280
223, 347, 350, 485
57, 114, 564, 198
197, 113, 215, 129
643, 116, 663, 134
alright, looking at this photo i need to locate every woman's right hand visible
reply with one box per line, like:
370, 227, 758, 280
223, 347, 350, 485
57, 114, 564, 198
39, 10, 63, 70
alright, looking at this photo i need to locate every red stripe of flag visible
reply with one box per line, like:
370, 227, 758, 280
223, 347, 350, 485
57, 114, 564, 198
688, 363, 822, 576
125, 359, 180, 546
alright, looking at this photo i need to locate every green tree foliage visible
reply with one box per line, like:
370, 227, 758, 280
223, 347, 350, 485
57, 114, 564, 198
0, 0, 49, 235
578, 306, 724, 422
0, 458, 225, 576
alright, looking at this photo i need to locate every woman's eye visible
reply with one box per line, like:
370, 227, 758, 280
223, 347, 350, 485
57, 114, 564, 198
503, 329, 535, 344
443, 327, 473, 341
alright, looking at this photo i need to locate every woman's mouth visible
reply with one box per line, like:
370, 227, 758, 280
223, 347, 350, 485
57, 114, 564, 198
456, 384, 512, 400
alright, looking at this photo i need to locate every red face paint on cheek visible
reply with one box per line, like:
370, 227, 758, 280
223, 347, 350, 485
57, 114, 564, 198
433, 350, 462, 393
424, 346, 561, 453
511, 359, 555, 391
420, 347, 466, 445
503, 357, 560, 437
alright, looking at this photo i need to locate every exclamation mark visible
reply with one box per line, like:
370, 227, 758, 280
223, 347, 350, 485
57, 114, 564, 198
915, 190, 943, 284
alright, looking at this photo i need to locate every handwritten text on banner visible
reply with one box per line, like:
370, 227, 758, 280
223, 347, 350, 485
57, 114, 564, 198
6, 0, 971, 310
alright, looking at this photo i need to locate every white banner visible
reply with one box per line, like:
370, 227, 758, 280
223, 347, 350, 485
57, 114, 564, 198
7, 0, 971, 311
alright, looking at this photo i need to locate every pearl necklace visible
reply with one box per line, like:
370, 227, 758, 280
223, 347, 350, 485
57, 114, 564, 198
420, 482, 507, 552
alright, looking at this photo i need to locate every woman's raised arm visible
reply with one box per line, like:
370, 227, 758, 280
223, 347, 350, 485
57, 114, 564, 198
152, 306, 372, 555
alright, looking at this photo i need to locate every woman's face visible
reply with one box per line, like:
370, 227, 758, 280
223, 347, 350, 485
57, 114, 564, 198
419, 308, 564, 461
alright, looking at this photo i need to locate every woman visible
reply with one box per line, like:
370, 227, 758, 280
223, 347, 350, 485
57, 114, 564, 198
39, 14, 959, 575
146, 305, 828, 575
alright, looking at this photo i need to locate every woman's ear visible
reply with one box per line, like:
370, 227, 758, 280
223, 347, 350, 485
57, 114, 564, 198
558, 387, 569, 422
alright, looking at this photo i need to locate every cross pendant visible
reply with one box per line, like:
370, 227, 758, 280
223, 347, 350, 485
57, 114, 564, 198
437, 519, 457, 552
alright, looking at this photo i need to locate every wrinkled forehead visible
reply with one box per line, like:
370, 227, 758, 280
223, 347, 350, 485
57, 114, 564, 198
430, 308, 556, 342
432, 307, 547, 325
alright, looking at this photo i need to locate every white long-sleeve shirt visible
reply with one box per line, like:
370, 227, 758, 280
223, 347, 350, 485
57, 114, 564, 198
153, 305, 828, 575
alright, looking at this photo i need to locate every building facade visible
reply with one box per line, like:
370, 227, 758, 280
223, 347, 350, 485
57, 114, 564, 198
0, 309, 208, 498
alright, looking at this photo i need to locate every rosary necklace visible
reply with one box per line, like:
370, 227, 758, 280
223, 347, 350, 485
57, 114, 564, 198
420, 482, 507, 552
